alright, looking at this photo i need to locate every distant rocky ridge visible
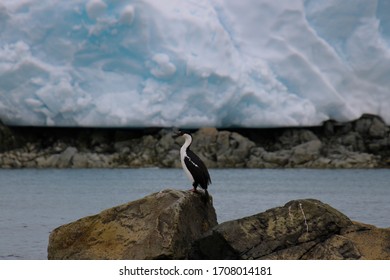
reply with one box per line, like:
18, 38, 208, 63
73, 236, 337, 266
48, 189, 390, 260
1, 114, 389, 168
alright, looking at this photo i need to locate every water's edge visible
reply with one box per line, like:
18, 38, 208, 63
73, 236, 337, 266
0, 168, 389, 259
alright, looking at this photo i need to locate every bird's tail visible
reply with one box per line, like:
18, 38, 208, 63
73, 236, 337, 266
202, 189, 210, 204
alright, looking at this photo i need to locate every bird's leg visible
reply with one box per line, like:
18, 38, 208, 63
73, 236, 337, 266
189, 182, 198, 193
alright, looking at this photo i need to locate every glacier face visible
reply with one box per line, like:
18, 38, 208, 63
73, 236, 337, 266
1, 0, 390, 128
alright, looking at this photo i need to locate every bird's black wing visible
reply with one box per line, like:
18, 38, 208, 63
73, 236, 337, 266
185, 149, 211, 189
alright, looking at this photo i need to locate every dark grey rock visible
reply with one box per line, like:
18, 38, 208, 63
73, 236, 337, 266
277, 129, 319, 149
354, 116, 373, 135
369, 117, 388, 138
191, 199, 353, 259
290, 140, 322, 165
58, 146, 78, 167
1, 114, 390, 168
191, 199, 390, 260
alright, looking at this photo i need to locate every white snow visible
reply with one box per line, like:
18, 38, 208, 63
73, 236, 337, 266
0, 0, 390, 127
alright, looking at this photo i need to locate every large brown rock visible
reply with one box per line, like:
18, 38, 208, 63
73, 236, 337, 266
48, 192, 390, 260
190, 199, 390, 260
48, 189, 217, 260
341, 222, 390, 260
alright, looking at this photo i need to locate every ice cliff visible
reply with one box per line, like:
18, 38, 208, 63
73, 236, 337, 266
1, 0, 390, 128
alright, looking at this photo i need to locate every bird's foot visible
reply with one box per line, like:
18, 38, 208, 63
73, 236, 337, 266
188, 188, 198, 193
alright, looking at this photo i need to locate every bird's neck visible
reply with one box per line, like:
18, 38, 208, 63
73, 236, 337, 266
181, 134, 192, 152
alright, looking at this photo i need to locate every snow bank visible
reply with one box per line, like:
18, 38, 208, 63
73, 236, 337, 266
1, 0, 390, 127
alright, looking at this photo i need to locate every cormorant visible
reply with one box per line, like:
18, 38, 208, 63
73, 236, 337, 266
173, 130, 211, 199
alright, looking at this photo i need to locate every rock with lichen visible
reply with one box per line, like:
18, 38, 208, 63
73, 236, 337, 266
190, 199, 390, 260
48, 189, 217, 260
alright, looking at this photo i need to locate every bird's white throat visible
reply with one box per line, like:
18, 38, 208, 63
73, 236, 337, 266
180, 134, 194, 182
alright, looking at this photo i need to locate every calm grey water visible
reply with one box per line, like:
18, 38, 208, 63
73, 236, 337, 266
0, 168, 389, 260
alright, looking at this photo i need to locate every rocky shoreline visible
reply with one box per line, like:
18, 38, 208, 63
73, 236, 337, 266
48, 189, 390, 260
1, 114, 389, 168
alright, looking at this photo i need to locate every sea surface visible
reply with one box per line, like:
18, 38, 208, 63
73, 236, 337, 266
0, 168, 389, 260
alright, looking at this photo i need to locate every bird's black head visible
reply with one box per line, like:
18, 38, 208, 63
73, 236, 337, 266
172, 128, 192, 139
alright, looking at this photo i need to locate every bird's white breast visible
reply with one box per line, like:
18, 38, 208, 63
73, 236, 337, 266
180, 146, 194, 182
